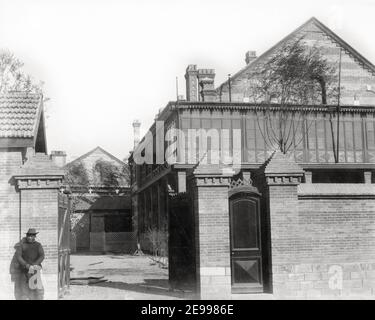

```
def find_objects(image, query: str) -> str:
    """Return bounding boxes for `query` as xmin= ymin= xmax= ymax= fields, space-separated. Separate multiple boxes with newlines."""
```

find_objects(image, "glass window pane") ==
xmin=354 ymin=120 xmax=362 ymax=150
xmin=232 ymin=200 xmax=258 ymax=249
xmin=367 ymin=121 xmax=375 ymax=150
xmin=345 ymin=121 xmax=353 ymax=150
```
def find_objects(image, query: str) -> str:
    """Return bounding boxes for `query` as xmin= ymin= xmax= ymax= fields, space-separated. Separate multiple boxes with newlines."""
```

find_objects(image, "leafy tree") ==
xmin=64 ymin=161 xmax=90 ymax=187
xmin=93 ymin=159 xmax=122 ymax=187
xmin=247 ymin=37 xmax=338 ymax=154
xmin=249 ymin=37 xmax=337 ymax=105
xmin=64 ymin=159 xmax=130 ymax=242
xmin=0 ymin=49 xmax=44 ymax=94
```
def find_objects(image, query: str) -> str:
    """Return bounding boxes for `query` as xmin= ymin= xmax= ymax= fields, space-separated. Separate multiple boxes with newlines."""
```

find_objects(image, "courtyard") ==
xmin=61 ymin=253 xmax=195 ymax=300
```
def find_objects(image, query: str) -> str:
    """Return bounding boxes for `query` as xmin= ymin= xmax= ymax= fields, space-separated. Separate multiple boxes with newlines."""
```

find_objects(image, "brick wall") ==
xmin=71 ymin=212 xmax=90 ymax=250
xmin=78 ymin=148 xmax=126 ymax=184
xmin=265 ymin=152 xmax=375 ymax=298
xmin=105 ymin=232 xmax=137 ymax=253
xmin=192 ymin=172 xmax=232 ymax=300
xmin=20 ymin=189 xmax=59 ymax=274
xmin=273 ymin=193 xmax=375 ymax=298
xmin=0 ymin=150 xmax=23 ymax=299
xmin=19 ymin=188 xmax=59 ymax=299
xmin=90 ymin=214 xmax=105 ymax=252
xmin=218 ymin=21 xmax=375 ymax=105
xmin=0 ymin=149 xmax=63 ymax=299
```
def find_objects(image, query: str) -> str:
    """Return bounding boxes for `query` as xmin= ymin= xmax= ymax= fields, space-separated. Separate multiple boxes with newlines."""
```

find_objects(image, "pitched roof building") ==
xmin=0 ymin=92 xmax=47 ymax=150
xmin=184 ymin=17 xmax=375 ymax=105
xmin=64 ymin=146 xmax=134 ymax=253
xmin=130 ymin=17 xmax=375 ymax=299
xmin=0 ymin=92 xmax=65 ymax=299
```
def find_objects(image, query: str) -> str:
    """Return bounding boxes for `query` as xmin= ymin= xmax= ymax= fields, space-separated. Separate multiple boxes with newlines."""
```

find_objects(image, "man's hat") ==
xmin=26 ymin=228 xmax=38 ymax=235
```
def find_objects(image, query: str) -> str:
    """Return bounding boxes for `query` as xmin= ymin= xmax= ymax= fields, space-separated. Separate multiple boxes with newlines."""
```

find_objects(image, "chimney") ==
xmin=245 ymin=51 xmax=257 ymax=65
xmin=185 ymin=65 xmax=198 ymax=101
xmin=197 ymin=68 xmax=216 ymax=102
xmin=50 ymin=150 xmax=67 ymax=167
xmin=132 ymin=120 xmax=141 ymax=149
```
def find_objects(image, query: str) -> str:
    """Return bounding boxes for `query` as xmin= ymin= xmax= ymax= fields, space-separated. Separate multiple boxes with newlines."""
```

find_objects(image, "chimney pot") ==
xmin=198 ymin=68 xmax=216 ymax=102
xmin=132 ymin=120 xmax=141 ymax=150
xmin=50 ymin=150 xmax=67 ymax=167
xmin=185 ymin=64 xmax=198 ymax=101
xmin=245 ymin=51 xmax=257 ymax=64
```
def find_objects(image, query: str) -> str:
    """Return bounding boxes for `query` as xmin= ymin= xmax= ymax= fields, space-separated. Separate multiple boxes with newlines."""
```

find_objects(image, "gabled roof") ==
xmin=0 ymin=92 xmax=43 ymax=139
xmin=66 ymin=146 xmax=125 ymax=167
xmin=218 ymin=17 xmax=375 ymax=89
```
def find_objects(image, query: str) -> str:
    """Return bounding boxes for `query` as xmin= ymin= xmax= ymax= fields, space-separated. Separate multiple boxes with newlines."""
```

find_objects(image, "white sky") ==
xmin=0 ymin=0 xmax=374 ymax=162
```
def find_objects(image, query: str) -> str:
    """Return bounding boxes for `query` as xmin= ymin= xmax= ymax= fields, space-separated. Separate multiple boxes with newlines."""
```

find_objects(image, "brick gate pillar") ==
xmin=264 ymin=151 xmax=304 ymax=297
xmin=14 ymin=169 xmax=64 ymax=300
xmin=190 ymin=166 xmax=235 ymax=299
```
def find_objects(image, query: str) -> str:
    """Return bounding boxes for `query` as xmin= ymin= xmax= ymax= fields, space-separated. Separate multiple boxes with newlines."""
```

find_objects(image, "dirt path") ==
xmin=61 ymin=253 xmax=195 ymax=300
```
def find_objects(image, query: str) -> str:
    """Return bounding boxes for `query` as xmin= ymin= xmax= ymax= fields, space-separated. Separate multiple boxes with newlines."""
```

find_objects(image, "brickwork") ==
xmin=0 ymin=149 xmax=63 ymax=299
xmin=218 ymin=19 xmax=375 ymax=105
xmin=72 ymin=147 xmax=127 ymax=185
xmin=191 ymin=169 xmax=233 ymax=299
xmin=0 ymin=150 xmax=23 ymax=299
xmin=71 ymin=212 xmax=90 ymax=250
xmin=265 ymin=152 xmax=375 ymax=298
xmin=105 ymin=232 xmax=137 ymax=253
xmin=19 ymin=188 xmax=59 ymax=274
xmin=90 ymin=214 xmax=105 ymax=252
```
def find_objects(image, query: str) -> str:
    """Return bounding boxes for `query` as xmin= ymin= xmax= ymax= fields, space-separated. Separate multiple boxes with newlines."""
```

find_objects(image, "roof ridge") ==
xmin=65 ymin=146 xmax=125 ymax=167
xmin=217 ymin=16 xmax=375 ymax=89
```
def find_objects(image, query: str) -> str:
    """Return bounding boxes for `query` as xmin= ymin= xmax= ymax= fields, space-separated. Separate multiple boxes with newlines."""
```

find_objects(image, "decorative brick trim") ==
xmin=229 ymin=177 xmax=261 ymax=196
xmin=193 ymin=175 xmax=232 ymax=187
xmin=14 ymin=175 xmax=63 ymax=190
xmin=266 ymin=173 xmax=303 ymax=186
xmin=190 ymin=165 xmax=235 ymax=187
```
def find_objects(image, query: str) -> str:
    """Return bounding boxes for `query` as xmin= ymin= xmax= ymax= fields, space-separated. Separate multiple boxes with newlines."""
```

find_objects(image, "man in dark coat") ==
xmin=15 ymin=228 xmax=45 ymax=300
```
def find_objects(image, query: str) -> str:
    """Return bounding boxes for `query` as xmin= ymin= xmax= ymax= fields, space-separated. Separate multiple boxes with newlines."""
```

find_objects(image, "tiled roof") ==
xmin=0 ymin=92 xmax=42 ymax=138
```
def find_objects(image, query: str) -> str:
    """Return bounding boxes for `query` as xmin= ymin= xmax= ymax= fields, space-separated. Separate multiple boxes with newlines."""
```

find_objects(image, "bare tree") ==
xmin=247 ymin=37 xmax=338 ymax=154
xmin=0 ymin=49 xmax=53 ymax=123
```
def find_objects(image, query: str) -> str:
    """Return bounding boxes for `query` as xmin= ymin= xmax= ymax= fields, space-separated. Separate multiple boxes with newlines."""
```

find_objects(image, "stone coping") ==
xmin=298 ymin=183 xmax=375 ymax=198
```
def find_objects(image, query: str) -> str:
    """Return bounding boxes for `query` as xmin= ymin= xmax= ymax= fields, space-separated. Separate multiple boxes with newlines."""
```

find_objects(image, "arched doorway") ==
xmin=229 ymin=187 xmax=266 ymax=293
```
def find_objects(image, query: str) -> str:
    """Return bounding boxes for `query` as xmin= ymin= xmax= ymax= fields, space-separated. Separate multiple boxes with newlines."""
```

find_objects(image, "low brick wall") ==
xmin=105 ymin=232 xmax=136 ymax=253
xmin=272 ymin=262 xmax=375 ymax=298
xmin=268 ymin=179 xmax=375 ymax=298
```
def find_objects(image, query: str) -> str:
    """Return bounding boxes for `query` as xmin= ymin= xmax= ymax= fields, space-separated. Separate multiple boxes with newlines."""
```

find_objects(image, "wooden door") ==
xmin=229 ymin=193 xmax=263 ymax=293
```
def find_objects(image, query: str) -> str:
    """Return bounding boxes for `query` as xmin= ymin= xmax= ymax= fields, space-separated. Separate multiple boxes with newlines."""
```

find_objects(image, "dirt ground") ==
xmin=61 ymin=253 xmax=195 ymax=300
